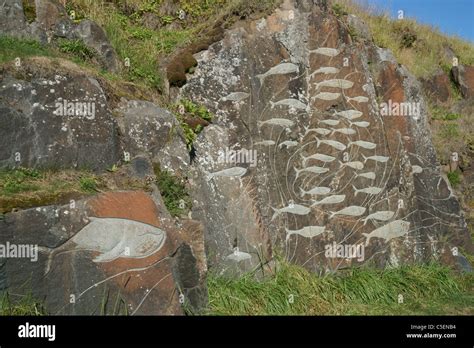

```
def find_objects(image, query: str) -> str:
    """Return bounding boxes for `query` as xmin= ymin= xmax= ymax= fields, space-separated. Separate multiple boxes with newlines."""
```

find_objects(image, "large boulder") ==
xmin=421 ymin=70 xmax=452 ymax=103
xmin=0 ymin=58 xmax=121 ymax=171
xmin=179 ymin=0 xmax=472 ymax=275
xmin=115 ymin=100 xmax=190 ymax=174
xmin=0 ymin=0 xmax=28 ymax=34
xmin=73 ymin=20 xmax=120 ymax=73
xmin=0 ymin=191 xmax=207 ymax=315
xmin=451 ymin=64 xmax=474 ymax=99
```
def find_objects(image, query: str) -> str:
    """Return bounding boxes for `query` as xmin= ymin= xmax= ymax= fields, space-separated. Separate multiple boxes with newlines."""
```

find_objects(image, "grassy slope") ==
xmin=208 ymin=261 xmax=474 ymax=315
xmin=333 ymin=0 xmax=474 ymax=78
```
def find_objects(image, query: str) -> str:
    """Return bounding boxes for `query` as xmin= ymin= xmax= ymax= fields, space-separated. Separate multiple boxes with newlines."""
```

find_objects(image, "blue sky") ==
xmin=356 ymin=0 xmax=474 ymax=42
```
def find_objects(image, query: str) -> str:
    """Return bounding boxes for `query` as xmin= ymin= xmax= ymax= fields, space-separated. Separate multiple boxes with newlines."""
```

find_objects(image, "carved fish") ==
xmin=270 ymin=98 xmax=308 ymax=111
xmin=346 ymin=96 xmax=369 ymax=103
xmin=301 ymin=153 xmax=336 ymax=165
xmin=362 ymin=154 xmax=389 ymax=163
xmin=313 ymin=92 xmax=341 ymax=100
xmin=271 ymin=203 xmax=311 ymax=221
xmin=286 ymin=226 xmax=327 ymax=240
xmin=318 ymin=119 xmax=340 ymax=126
xmin=348 ymin=140 xmax=377 ymax=149
xmin=300 ymin=186 xmax=332 ymax=196
xmin=309 ymin=67 xmax=340 ymax=78
xmin=207 ymin=167 xmax=247 ymax=180
xmin=309 ymin=47 xmax=340 ymax=57
xmin=355 ymin=172 xmax=376 ymax=180
xmin=311 ymin=195 xmax=346 ymax=206
xmin=258 ymin=118 xmax=294 ymax=128
xmin=314 ymin=79 xmax=354 ymax=89
xmin=257 ymin=62 xmax=299 ymax=84
xmin=349 ymin=121 xmax=370 ymax=128
xmin=295 ymin=165 xmax=329 ymax=178
xmin=329 ymin=206 xmax=366 ymax=218
xmin=362 ymin=211 xmax=395 ymax=225
xmin=362 ymin=220 xmax=411 ymax=246
xmin=226 ymin=249 xmax=252 ymax=262
xmin=339 ymin=160 xmax=364 ymax=170
xmin=331 ymin=127 xmax=356 ymax=135
xmin=335 ymin=110 xmax=363 ymax=120
xmin=315 ymin=137 xmax=347 ymax=151
xmin=44 ymin=217 xmax=167 ymax=274
xmin=278 ymin=140 xmax=299 ymax=149
xmin=255 ymin=140 xmax=276 ymax=146
xmin=353 ymin=185 xmax=383 ymax=196
xmin=412 ymin=165 xmax=423 ymax=174
xmin=221 ymin=92 xmax=250 ymax=102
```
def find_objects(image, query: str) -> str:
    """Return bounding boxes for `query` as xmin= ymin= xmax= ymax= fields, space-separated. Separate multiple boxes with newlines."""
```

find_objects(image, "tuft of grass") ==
xmin=447 ymin=170 xmax=461 ymax=188
xmin=332 ymin=3 xmax=348 ymax=18
xmin=22 ymin=0 xmax=36 ymax=23
xmin=208 ymin=261 xmax=474 ymax=315
xmin=153 ymin=164 xmax=191 ymax=217
xmin=439 ymin=123 xmax=460 ymax=138
xmin=79 ymin=175 xmax=99 ymax=193
xmin=0 ymin=292 xmax=46 ymax=316
xmin=57 ymin=38 xmax=96 ymax=62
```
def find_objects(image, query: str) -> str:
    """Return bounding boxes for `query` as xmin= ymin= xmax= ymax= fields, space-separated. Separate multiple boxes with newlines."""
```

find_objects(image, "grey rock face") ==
xmin=0 ymin=0 xmax=27 ymax=34
xmin=0 ymin=67 xmax=120 ymax=171
xmin=116 ymin=100 xmax=190 ymax=173
xmin=73 ymin=20 xmax=120 ymax=72
xmin=179 ymin=0 xmax=472 ymax=275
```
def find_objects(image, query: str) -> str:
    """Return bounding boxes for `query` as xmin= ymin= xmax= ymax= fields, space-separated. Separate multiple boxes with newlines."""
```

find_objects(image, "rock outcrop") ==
xmin=451 ymin=64 xmax=474 ymax=99
xmin=0 ymin=58 xmax=120 ymax=171
xmin=0 ymin=0 xmax=120 ymax=72
xmin=179 ymin=0 xmax=472 ymax=275
xmin=0 ymin=191 xmax=207 ymax=314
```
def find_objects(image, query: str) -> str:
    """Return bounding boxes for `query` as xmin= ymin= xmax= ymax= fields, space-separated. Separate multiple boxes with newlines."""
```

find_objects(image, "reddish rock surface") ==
xmin=1 ymin=191 xmax=207 ymax=315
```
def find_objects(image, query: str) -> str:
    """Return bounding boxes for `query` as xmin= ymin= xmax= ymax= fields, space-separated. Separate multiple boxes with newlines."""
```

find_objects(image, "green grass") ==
xmin=208 ymin=261 xmax=474 ymax=315
xmin=79 ymin=176 xmax=99 ymax=193
xmin=0 ymin=35 xmax=52 ymax=64
xmin=172 ymin=99 xmax=213 ymax=150
xmin=0 ymin=292 xmax=46 ymax=316
xmin=0 ymin=167 xmax=151 ymax=213
xmin=154 ymin=164 xmax=191 ymax=217
xmin=57 ymin=38 xmax=96 ymax=62
xmin=447 ymin=170 xmax=461 ymax=188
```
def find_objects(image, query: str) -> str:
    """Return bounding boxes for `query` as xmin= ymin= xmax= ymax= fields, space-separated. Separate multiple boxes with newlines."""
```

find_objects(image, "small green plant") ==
xmin=447 ymin=170 xmax=461 ymax=187
xmin=332 ymin=3 xmax=348 ymax=18
xmin=22 ymin=0 xmax=36 ymax=23
xmin=0 ymin=292 xmax=46 ymax=315
xmin=154 ymin=164 xmax=191 ymax=217
xmin=57 ymin=39 xmax=95 ymax=61
xmin=79 ymin=176 xmax=98 ymax=193
xmin=161 ymin=15 xmax=175 ymax=25
xmin=107 ymin=164 xmax=118 ymax=173
xmin=444 ymin=113 xmax=461 ymax=121
xmin=173 ymin=99 xmax=213 ymax=150
xmin=347 ymin=24 xmax=358 ymax=41
xmin=1 ymin=168 xmax=41 ymax=195
xmin=128 ymin=27 xmax=154 ymax=40
xmin=440 ymin=123 xmax=459 ymax=138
